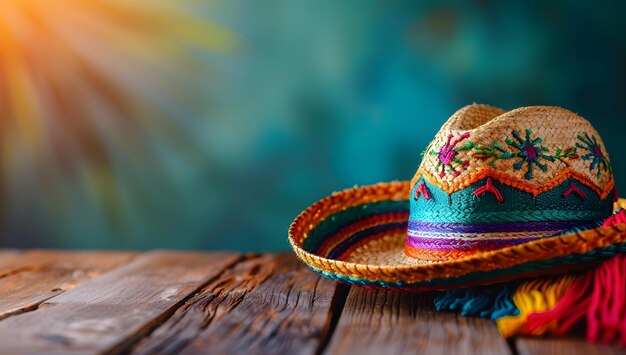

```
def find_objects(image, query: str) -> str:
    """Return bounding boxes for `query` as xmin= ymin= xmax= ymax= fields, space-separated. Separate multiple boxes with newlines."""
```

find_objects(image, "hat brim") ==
xmin=289 ymin=182 xmax=626 ymax=291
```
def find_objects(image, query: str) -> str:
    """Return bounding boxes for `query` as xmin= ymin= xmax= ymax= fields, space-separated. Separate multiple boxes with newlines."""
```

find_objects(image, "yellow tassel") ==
xmin=497 ymin=275 xmax=575 ymax=337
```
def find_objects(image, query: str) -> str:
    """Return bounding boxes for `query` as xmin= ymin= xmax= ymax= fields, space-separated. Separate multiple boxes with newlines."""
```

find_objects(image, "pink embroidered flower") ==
xmin=430 ymin=132 xmax=471 ymax=178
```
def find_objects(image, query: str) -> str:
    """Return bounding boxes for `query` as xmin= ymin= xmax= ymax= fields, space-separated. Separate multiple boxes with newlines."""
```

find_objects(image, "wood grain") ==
xmin=0 ymin=250 xmax=619 ymax=355
xmin=325 ymin=287 xmax=512 ymax=355
xmin=0 ymin=250 xmax=120 ymax=276
xmin=0 ymin=249 xmax=22 ymax=259
xmin=129 ymin=254 xmax=276 ymax=354
xmin=131 ymin=253 xmax=342 ymax=355
xmin=0 ymin=251 xmax=240 ymax=354
xmin=516 ymin=337 xmax=626 ymax=355
xmin=0 ymin=249 xmax=29 ymax=275
xmin=0 ymin=251 xmax=135 ymax=320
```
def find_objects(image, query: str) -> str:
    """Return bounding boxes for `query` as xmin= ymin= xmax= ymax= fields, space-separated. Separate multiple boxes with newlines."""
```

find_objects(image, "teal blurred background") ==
xmin=2 ymin=0 xmax=626 ymax=251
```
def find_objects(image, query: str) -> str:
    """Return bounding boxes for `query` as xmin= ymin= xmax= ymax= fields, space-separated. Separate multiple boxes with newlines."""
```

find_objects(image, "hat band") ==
xmin=405 ymin=218 xmax=604 ymax=261
xmin=407 ymin=175 xmax=614 ymax=262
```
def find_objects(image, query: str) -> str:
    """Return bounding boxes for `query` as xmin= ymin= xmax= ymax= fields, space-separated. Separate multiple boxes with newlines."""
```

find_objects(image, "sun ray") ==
xmin=0 ymin=0 xmax=237 ymax=243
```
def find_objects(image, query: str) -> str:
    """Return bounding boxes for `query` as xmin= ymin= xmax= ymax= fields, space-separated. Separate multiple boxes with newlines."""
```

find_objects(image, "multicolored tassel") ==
xmin=523 ymin=254 xmax=626 ymax=345
xmin=434 ymin=283 xmax=519 ymax=320
xmin=496 ymin=275 xmax=575 ymax=337
xmin=436 ymin=209 xmax=626 ymax=346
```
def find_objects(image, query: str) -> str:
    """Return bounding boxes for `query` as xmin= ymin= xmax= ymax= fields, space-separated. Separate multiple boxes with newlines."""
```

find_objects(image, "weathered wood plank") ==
xmin=0 ymin=249 xmax=22 ymax=258
xmin=0 ymin=251 xmax=240 ymax=354
xmin=129 ymin=253 xmax=342 ymax=355
xmin=0 ymin=249 xmax=29 ymax=274
xmin=0 ymin=251 xmax=135 ymax=320
xmin=516 ymin=337 xmax=626 ymax=355
xmin=0 ymin=250 xmax=120 ymax=276
xmin=129 ymin=254 xmax=276 ymax=355
xmin=325 ymin=287 xmax=512 ymax=355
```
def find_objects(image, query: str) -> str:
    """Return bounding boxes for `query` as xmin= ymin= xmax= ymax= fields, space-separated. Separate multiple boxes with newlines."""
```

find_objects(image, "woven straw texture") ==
xmin=411 ymin=105 xmax=614 ymax=198
xmin=289 ymin=105 xmax=625 ymax=289
xmin=288 ymin=182 xmax=626 ymax=286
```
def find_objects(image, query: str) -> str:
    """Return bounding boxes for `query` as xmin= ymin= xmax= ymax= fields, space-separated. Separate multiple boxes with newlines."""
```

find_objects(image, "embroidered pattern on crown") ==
xmin=429 ymin=132 xmax=472 ymax=178
xmin=477 ymin=129 xmax=555 ymax=180
xmin=577 ymin=132 xmax=612 ymax=179
xmin=420 ymin=128 xmax=613 ymax=199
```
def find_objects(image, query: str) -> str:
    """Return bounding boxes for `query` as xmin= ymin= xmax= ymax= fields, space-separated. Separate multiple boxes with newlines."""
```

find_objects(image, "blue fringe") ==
xmin=434 ymin=283 xmax=520 ymax=320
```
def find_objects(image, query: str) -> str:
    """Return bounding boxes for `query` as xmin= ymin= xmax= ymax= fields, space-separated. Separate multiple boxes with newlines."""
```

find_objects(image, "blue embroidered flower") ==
xmin=576 ymin=132 xmax=612 ymax=179
xmin=505 ymin=129 xmax=555 ymax=180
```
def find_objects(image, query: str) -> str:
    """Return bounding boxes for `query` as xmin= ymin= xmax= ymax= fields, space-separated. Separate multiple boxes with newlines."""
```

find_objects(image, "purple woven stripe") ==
xmin=408 ymin=220 xmax=588 ymax=234
xmin=406 ymin=235 xmax=540 ymax=251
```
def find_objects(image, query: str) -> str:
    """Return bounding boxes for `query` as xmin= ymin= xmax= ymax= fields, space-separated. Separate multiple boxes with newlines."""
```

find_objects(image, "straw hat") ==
xmin=289 ymin=104 xmax=626 ymax=291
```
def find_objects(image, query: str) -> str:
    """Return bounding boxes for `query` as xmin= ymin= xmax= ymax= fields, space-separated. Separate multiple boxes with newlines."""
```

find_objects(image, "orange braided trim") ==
xmin=404 ymin=245 xmax=480 ymax=261
xmin=316 ymin=212 xmax=409 ymax=257
xmin=412 ymin=166 xmax=614 ymax=199
xmin=291 ymin=224 xmax=626 ymax=283
xmin=289 ymin=181 xmax=410 ymax=245
xmin=289 ymin=182 xmax=626 ymax=283
xmin=406 ymin=262 xmax=594 ymax=291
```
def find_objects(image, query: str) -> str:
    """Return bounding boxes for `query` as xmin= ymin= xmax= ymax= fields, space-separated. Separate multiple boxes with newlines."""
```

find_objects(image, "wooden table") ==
xmin=0 ymin=250 xmax=623 ymax=355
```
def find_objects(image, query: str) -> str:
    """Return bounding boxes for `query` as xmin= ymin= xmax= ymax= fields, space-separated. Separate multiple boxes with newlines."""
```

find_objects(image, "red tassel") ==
xmin=587 ymin=254 xmax=626 ymax=345
xmin=603 ymin=209 xmax=626 ymax=227
xmin=523 ymin=254 xmax=626 ymax=346
xmin=519 ymin=212 xmax=626 ymax=345
xmin=523 ymin=273 xmax=592 ymax=336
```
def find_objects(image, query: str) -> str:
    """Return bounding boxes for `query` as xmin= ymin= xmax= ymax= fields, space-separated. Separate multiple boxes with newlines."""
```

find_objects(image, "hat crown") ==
xmin=407 ymin=105 xmax=615 ymax=262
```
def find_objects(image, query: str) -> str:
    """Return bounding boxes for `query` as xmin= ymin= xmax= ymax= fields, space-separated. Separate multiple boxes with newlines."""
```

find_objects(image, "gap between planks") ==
xmin=323 ymin=286 xmax=513 ymax=355
xmin=0 ymin=250 xmax=137 ymax=321
xmin=126 ymin=253 xmax=347 ymax=355
xmin=0 ymin=251 xmax=243 ymax=354
xmin=0 ymin=251 xmax=619 ymax=355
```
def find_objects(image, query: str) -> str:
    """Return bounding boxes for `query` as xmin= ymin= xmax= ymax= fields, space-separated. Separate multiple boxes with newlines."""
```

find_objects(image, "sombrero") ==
xmin=289 ymin=104 xmax=626 ymax=291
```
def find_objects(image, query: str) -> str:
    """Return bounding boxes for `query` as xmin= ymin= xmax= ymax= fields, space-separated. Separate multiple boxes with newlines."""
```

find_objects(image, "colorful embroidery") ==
xmin=409 ymin=176 xmax=614 ymax=261
xmin=417 ymin=166 xmax=614 ymax=200
xmin=447 ymin=129 xmax=565 ymax=181
xmin=430 ymin=132 xmax=471 ymax=178
xmin=414 ymin=181 xmax=431 ymax=201
xmin=291 ymin=105 xmax=623 ymax=302
xmin=576 ymin=133 xmax=612 ymax=179
xmin=425 ymin=128 xmax=612 ymax=187
xmin=554 ymin=147 xmax=579 ymax=166
xmin=562 ymin=180 xmax=587 ymax=200
xmin=474 ymin=178 xmax=504 ymax=203
xmin=473 ymin=141 xmax=514 ymax=166
xmin=504 ymin=129 xmax=555 ymax=180
xmin=471 ymin=129 xmax=555 ymax=179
